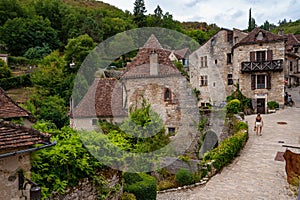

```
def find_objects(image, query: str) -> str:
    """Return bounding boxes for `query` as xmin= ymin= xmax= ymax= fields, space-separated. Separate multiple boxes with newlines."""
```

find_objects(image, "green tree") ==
xmin=64 ymin=34 xmax=96 ymax=72
xmin=36 ymin=95 xmax=69 ymax=128
xmin=133 ymin=0 xmax=147 ymax=27
xmin=0 ymin=60 xmax=11 ymax=78
xmin=31 ymin=51 xmax=67 ymax=97
xmin=31 ymin=124 xmax=106 ymax=198
xmin=118 ymin=98 xmax=170 ymax=153
xmin=0 ymin=16 xmax=60 ymax=56
xmin=248 ymin=8 xmax=256 ymax=32
xmin=0 ymin=0 xmax=26 ymax=26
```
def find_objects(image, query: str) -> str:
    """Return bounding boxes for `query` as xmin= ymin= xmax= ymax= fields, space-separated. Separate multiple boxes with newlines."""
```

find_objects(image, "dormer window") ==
xmin=164 ymin=88 xmax=172 ymax=101
xmin=256 ymin=31 xmax=264 ymax=40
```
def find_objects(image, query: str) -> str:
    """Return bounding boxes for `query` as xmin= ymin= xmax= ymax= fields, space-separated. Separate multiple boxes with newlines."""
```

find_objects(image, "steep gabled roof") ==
xmin=0 ymin=87 xmax=33 ymax=120
xmin=123 ymin=34 xmax=180 ymax=77
xmin=0 ymin=121 xmax=50 ymax=150
xmin=72 ymin=78 xmax=127 ymax=118
xmin=235 ymin=28 xmax=285 ymax=47
xmin=143 ymin=34 xmax=163 ymax=49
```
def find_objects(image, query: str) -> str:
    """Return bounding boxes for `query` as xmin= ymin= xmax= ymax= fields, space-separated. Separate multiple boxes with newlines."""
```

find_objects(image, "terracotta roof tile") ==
xmin=0 ymin=87 xmax=33 ymax=120
xmin=72 ymin=78 xmax=127 ymax=118
xmin=235 ymin=28 xmax=285 ymax=47
xmin=123 ymin=48 xmax=180 ymax=77
xmin=0 ymin=121 xmax=50 ymax=150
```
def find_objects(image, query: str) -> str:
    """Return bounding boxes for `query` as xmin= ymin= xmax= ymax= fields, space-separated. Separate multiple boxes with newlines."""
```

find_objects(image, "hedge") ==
xmin=175 ymin=168 xmax=193 ymax=186
xmin=0 ymin=74 xmax=32 ymax=90
xmin=123 ymin=173 xmax=157 ymax=200
xmin=203 ymin=129 xmax=248 ymax=172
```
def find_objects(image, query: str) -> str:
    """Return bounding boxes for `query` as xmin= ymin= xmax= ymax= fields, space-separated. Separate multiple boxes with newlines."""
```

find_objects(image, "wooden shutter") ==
xmin=250 ymin=51 xmax=255 ymax=62
xmin=266 ymin=74 xmax=271 ymax=89
xmin=267 ymin=50 xmax=273 ymax=61
xmin=251 ymin=74 xmax=256 ymax=90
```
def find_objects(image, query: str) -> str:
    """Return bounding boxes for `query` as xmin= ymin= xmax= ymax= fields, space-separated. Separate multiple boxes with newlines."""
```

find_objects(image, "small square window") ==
xmin=168 ymin=127 xmax=176 ymax=135
xmin=92 ymin=119 xmax=98 ymax=125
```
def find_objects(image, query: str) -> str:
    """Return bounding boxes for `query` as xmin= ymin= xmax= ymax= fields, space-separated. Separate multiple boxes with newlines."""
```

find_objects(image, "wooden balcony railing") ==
xmin=241 ymin=59 xmax=283 ymax=73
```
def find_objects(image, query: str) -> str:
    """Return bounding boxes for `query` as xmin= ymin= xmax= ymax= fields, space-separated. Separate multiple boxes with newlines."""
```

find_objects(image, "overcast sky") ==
xmin=101 ymin=0 xmax=299 ymax=30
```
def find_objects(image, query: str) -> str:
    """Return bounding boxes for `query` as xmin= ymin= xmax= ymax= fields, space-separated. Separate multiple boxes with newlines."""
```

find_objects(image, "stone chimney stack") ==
xmin=150 ymin=50 xmax=159 ymax=76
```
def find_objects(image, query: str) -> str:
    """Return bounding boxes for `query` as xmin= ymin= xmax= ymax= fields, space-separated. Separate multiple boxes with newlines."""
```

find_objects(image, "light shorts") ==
xmin=256 ymin=122 xmax=262 ymax=128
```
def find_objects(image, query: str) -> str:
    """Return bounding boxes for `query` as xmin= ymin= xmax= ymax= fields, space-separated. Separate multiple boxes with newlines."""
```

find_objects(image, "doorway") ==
xmin=257 ymin=98 xmax=266 ymax=114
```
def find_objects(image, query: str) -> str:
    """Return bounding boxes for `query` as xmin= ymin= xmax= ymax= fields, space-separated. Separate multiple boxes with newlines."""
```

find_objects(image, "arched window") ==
xmin=164 ymin=88 xmax=171 ymax=101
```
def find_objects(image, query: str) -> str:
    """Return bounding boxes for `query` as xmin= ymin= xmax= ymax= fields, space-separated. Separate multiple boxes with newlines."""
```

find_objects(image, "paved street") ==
xmin=157 ymin=87 xmax=300 ymax=200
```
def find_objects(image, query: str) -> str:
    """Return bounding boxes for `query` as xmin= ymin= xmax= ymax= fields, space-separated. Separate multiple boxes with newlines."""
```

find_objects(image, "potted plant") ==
xmin=267 ymin=101 xmax=279 ymax=113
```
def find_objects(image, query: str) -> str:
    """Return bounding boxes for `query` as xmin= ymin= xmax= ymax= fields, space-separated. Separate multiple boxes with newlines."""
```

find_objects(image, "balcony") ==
xmin=241 ymin=59 xmax=283 ymax=73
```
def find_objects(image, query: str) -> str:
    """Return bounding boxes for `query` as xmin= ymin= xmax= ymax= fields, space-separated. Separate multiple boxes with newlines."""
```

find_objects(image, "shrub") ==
xmin=267 ymin=101 xmax=279 ymax=109
xmin=226 ymin=99 xmax=241 ymax=115
xmin=123 ymin=173 xmax=143 ymax=185
xmin=203 ymin=130 xmax=248 ymax=172
xmin=235 ymin=121 xmax=248 ymax=133
xmin=0 ymin=74 xmax=32 ymax=90
xmin=123 ymin=173 xmax=157 ymax=200
xmin=175 ymin=168 xmax=193 ymax=187
xmin=121 ymin=192 xmax=136 ymax=200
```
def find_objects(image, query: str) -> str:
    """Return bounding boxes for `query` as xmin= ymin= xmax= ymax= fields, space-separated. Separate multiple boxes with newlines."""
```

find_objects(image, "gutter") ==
xmin=0 ymin=140 xmax=57 ymax=159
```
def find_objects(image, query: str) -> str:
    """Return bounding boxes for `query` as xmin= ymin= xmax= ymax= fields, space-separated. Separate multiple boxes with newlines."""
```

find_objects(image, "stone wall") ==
xmin=122 ymin=73 xmax=200 ymax=157
xmin=190 ymin=29 xmax=246 ymax=106
xmin=48 ymin=170 xmax=122 ymax=200
xmin=233 ymin=41 xmax=286 ymax=107
xmin=0 ymin=152 xmax=31 ymax=200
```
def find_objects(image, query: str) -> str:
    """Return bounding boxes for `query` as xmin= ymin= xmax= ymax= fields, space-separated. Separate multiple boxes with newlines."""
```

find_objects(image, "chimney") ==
xmin=150 ymin=50 xmax=159 ymax=76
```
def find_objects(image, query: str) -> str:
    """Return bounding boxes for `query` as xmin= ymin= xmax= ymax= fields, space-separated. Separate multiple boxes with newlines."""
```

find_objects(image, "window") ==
xmin=250 ymin=50 xmax=273 ymax=62
xmin=234 ymin=36 xmax=239 ymax=43
xmin=227 ymin=53 xmax=232 ymax=64
xmin=168 ymin=127 xmax=176 ymax=135
xmin=295 ymin=47 xmax=299 ymax=53
xmin=200 ymin=75 xmax=208 ymax=86
xmin=227 ymin=74 xmax=233 ymax=85
xmin=290 ymin=61 xmax=293 ymax=71
xmin=215 ymin=60 xmax=217 ymax=64
xmin=256 ymin=51 xmax=266 ymax=62
xmin=92 ymin=119 xmax=98 ymax=125
xmin=251 ymin=74 xmax=271 ymax=90
xmin=227 ymin=31 xmax=233 ymax=42
xmin=164 ymin=88 xmax=172 ymax=101
xmin=200 ymin=56 xmax=207 ymax=68
xmin=256 ymin=75 xmax=266 ymax=89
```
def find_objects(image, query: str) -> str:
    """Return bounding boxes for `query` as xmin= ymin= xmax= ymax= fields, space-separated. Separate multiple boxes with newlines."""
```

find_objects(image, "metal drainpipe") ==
xmin=0 ymin=141 xmax=57 ymax=159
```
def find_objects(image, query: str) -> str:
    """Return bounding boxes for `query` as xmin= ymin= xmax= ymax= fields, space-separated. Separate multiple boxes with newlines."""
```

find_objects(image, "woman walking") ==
xmin=254 ymin=113 xmax=263 ymax=136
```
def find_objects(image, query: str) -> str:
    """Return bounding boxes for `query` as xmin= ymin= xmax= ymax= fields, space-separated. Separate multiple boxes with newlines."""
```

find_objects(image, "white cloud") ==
xmin=101 ymin=0 xmax=299 ymax=29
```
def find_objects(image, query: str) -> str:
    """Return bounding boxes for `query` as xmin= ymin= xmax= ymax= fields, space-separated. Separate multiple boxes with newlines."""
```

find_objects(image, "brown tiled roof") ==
xmin=0 ymin=87 xmax=32 ymax=120
xmin=285 ymin=34 xmax=300 ymax=46
xmin=123 ymin=48 xmax=180 ymax=77
xmin=0 ymin=121 xmax=50 ymax=150
xmin=174 ymin=48 xmax=190 ymax=59
xmin=72 ymin=78 xmax=127 ymax=118
xmin=235 ymin=28 xmax=285 ymax=47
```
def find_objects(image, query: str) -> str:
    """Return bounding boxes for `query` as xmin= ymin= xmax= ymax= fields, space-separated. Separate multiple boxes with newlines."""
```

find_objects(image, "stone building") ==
xmin=233 ymin=28 xmax=286 ymax=113
xmin=189 ymin=28 xmax=248 ymax=107
xmin=71 ymin=34 xmax=200 ymax=155
xmin=0 ymin=54 xmax=8 ymax=64
xmin=284 ymin=34 xmax=300 ymax=86
xmin=190 ymin=28 xmax=300 ymax=114
xmin=0 ymin=88 xmax=54 ymax=200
